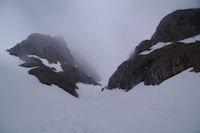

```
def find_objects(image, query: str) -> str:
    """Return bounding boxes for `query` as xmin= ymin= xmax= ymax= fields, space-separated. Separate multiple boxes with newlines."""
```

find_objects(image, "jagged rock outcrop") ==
xmin=131 ymin=8 xmax=200 ymax=58
xmin=108 ymin=41 xmax=200 ymax=91
xmin=107 ymin=8 xmax=200 ymax=91
xmin=8 ymin=34 xmax=74 ymax=64
xmin=7 ymin=33 xmax=100 ymax=97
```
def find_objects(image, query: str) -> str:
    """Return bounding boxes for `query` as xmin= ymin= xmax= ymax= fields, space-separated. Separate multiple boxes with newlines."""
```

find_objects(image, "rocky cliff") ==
xmin=7 ymin=33 xmax=100 ymax=97
xmin=107 ymin=8 xmax=200 ymax=91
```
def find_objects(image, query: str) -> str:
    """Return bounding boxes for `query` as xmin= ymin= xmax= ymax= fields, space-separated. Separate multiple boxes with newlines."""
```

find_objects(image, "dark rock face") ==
xmin=130 ymin=8 xmax=200 ymax=58
xmin=7 ymin=33 xmax=100 ymax=97
xmin=108 ymin=41 xmax=200 ymax=91
xmin=152 ymin=8 xmax=200 ymax=42
xmin=130 ymin=40 xmax=156 ymax=58
xmin=8 ymin=33 xmax=74 ymax=64
xmin=107 ymin=8 xmax=200 ymax=91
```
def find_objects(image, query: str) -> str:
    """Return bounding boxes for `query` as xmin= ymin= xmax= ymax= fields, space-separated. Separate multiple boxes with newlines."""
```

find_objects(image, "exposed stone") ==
xmin=152 ymin=8 xmax=200 ymax=42
xmin=107 ymin=8 xmax=200 ymax=91
xmin=7 ymin=33 xmax=100 ymax=97
xmin=108 ymin=41 xmax=200 ymax=91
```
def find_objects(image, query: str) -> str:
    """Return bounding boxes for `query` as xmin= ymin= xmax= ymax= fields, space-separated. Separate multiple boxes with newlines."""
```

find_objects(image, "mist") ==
xmin=0 ymin=0 xmax=199 ymax=82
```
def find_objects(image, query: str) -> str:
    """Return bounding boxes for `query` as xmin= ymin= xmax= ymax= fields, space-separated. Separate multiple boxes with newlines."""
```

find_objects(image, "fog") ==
xmin=0 ymin=0 xmax=199 ymax=81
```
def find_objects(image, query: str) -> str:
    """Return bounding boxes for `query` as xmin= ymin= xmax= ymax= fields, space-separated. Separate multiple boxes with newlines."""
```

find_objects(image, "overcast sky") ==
xmin=0 ymin=0 xmax=199 ymax=81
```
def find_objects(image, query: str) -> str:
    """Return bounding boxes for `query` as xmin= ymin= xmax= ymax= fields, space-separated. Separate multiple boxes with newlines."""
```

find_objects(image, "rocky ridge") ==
xmin=7 ymin=33 xmax=100 ymax=97
xmin=107 ymin=8 xmax=200 ymax=91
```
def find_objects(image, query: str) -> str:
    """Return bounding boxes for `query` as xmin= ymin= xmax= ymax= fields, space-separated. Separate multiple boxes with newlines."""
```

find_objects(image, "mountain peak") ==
xmin=107 ymin=8 xmax=200 ymax=91
xmin=7 ymin=33 xmax=101 ymax=97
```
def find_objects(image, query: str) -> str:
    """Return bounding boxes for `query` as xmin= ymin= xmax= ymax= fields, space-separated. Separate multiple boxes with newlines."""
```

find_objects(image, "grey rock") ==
xmin=107 ymin=8 xmax=200 ymax=91
xmin=7 ymin=33 xmax=101 ymax=97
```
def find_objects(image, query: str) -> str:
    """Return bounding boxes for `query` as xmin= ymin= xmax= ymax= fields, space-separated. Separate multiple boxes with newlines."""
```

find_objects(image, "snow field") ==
xmin=0 ymin=50 xmax=200 ymax=133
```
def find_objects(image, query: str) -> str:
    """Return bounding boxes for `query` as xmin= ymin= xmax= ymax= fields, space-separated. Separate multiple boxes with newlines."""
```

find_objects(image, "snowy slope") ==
xmin=0 ymin=49 xmax=200 ymax=133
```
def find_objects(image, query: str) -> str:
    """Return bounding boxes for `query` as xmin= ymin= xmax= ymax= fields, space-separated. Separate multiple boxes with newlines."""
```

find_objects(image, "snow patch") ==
xmin=140 ymin=42 xmax=172 ymax=55
xmin=74 ymin=65 xmax=79 ymax=68
xmin=28 ymin=55 xmax=63 ymax=72
xmin=180 ymin=34 xmax=200 ymax=43
xmin=140 ymin=34 xmax=200 ymax=55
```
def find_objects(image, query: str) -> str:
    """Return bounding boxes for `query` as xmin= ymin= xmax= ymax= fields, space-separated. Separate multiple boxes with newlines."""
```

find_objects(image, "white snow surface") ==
xmin=1 ymin=50 xmax=200 ymax=133
xmin=140 ymin=42 xmax=172 ymax=55
xmin=140 ymin=34 xmax=200 ymax=55
xmin=28 ymin=55 xmax=63 ymax=72
xmin=180 ymin=34 xmax=200 ymax=43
